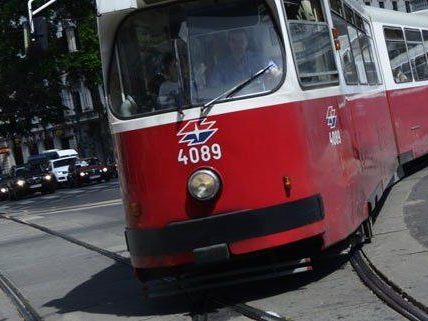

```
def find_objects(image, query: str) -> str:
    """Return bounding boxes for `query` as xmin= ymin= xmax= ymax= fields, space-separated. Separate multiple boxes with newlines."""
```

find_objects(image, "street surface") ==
xmin=0 ymin=176 xmax=425 ymax=320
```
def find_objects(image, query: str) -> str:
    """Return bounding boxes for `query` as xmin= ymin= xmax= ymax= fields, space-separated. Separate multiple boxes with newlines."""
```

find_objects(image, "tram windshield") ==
xmin=108 ymin=0 xmax=284 ymax=118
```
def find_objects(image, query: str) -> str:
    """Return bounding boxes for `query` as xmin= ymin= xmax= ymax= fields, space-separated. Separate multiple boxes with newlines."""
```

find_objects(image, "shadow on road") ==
xmin=43 ymin=253 xmax=348 ymax=318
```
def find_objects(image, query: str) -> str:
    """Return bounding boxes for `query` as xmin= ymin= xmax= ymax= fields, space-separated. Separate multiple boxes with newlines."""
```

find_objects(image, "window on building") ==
xmin=405 ymin=1 xmax=411 ymax=12
xmin=365 ymin=2 xmax=371 ymax=5
xmin=71 ymin=91 xmax=82 ymax=114
xmin=384 ymin=27 xmax=412 ymax=83
xmin=405 ymin=29 xmax=428 ymax=81
xmin=285 ymin=0 xmax=338 ymax=86
xmin=379 ymin=1 xmax=385 ymax=8
xmin=392 ymin=1 xmax=398 ymax=10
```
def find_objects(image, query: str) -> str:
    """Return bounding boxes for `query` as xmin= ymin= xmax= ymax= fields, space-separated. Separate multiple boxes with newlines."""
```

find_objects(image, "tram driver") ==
xmin=208 ymin=28 xmax=281 ymax=92
xmin=157 ymin=53 xmax=180 ymax=109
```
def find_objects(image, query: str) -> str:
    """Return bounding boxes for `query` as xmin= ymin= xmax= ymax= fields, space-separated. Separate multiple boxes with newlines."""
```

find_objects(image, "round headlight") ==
xmin=102 ymin=167 xmax=108 ymax=173
xmin=44 ymin=175 xmax=52 ymax=181
xmin=16 ymin=180 xmax=25 ymax=187
xmin=188 ymin=169 xmax=221 ymax=201
xmin=0 ymin=187 xmax=7 ymax=193
xmin=80 ymin=172 xmax=86 ymax=177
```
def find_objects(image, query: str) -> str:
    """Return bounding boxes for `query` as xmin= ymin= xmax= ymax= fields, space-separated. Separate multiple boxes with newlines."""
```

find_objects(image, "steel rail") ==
xmin=0 ymin=271 xmax=42 ymax=321
xmin=0 ymin=213 xmax=290 ymax=321
xmin=350 ymin=249 xmax=428 ymax=321
xmin=0 ymin=213 xmax=129 ymax=265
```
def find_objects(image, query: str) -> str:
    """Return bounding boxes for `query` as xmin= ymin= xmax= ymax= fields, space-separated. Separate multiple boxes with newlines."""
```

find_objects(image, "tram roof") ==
xmin=363 ymin=6 xmax=428 ymax=29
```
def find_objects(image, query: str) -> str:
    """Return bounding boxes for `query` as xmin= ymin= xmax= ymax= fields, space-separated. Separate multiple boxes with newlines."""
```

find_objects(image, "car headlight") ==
xmin=102 ymin=167 xmax=108 ymax=173
xmin=0 ymin=187 xmax=7 ymax=193
xmin=44 ymin=174 xmax=52 ymax=181
xmin=80 ymin=172 xmax=86 ymax=177
xmin=16 ymin=180 xmax=25 ymax=187
xmin=188 ymin=169 xmax=221 ymax=201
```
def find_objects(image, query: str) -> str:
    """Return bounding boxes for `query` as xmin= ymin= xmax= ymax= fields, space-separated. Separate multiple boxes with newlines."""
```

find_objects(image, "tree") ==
xmin=0 ymin=0 xmax=111 ymax=163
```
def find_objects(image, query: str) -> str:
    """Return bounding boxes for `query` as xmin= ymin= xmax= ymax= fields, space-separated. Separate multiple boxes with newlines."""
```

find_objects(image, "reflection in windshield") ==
xmin=109 ymin=0 xmax=283 ymax=117
xmin=53 ymin=158 xmax=77 ymax=168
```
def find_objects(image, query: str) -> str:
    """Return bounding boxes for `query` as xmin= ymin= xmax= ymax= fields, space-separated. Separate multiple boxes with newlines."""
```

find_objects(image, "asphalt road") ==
xmin=0 ymin=179 xmax=409 ymax=321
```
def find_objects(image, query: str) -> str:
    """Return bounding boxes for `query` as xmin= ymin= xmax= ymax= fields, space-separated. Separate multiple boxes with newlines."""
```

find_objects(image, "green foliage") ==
xmin=0 ymin=0 xmax=102 ymax=138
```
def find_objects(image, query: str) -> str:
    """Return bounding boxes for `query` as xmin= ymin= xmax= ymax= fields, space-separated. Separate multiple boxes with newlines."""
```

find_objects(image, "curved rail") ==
xmin=0 ymin=271 xmax=42 ymax=321
xmin=350 ymin=249 xmax=428 ymax=321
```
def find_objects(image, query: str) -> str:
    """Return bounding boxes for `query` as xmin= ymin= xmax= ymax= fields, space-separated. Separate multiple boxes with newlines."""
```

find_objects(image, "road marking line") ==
xmin=28 ymin=200 xmax=123 ymax=216
xmin=60 ymin=190 xmax=82 ymax=194
xmin=40 ymin=195 xmax=58 ymax=199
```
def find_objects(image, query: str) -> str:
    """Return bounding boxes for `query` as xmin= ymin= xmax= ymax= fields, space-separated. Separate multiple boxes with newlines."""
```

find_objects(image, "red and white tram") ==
xmin=95 ymin=0 xmax=428 ymax=280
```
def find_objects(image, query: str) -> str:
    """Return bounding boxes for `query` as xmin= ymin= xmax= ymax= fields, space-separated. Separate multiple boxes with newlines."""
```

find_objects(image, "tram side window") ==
xmin=405 ymin=29 xmax=428 ymax=81
xmin=423 ymin=30 xmax=428 ymax=57
xmin=359 ymin=32 xmax=379 ymax=84
xmin=285 ymin=0 xmax=338 ymax=86
xmin=364 ymin=21 xmax=382 ymax=85
xmin=384 ymin=27 xmax=413 ymax=83
xmin=332 ymin=14 xmax=358 ymax=84
xmin=347 ymin=25 xmax=368 ymax=84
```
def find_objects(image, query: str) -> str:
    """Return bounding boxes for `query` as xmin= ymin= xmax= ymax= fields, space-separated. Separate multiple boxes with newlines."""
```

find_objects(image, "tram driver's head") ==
xmin=228 ymin=29 xmax=249 ymax=60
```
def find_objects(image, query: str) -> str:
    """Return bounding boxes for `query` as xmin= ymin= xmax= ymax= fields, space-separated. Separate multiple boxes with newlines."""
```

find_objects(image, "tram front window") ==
xmin=108 ymin=0 xmax=284 ymax=118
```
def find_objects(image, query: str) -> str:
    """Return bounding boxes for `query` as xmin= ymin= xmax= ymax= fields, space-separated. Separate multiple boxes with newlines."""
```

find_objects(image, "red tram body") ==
xmin=96 ymin=0 xmax=428 ymax=278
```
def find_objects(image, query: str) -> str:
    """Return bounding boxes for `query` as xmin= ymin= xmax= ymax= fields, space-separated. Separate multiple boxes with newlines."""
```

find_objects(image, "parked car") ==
xmin=0 ymin=173 xmax=11 ymax=201
xmin=42 ymin=149 xmax=78 ymax=160
xmin=67 ymin=157 xmax=111 ymax=187
xmin=47 ymin=156 xmax=78 ymax=185
xmin=8 ymin=164 xmax=56 ymax=200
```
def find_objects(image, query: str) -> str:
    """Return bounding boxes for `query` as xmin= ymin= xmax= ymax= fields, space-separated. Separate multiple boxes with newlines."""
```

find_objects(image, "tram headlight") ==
xmin=188 ymin=169 xmax=221 ymax=201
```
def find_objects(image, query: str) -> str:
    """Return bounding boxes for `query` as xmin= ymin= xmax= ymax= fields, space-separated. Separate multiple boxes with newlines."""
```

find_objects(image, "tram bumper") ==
xmin=125 ymin=194 xmax=325 ymax=268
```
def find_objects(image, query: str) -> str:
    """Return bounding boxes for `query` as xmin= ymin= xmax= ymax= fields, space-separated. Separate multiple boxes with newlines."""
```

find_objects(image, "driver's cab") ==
xmin=107 ymin=0 xmax=285 ymax=119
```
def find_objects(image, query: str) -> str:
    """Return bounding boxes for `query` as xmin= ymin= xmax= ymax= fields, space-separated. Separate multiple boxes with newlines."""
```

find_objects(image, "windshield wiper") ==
xmin=201 ymin=63 xmax=274 ymax=116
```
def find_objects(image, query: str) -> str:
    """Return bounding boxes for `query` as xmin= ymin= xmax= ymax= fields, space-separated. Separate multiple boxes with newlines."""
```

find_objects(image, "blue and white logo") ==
xmin=326 ymin=106 xmax=337 ymax=129
xmin=177 ymin=119 xmax=218 ymax=146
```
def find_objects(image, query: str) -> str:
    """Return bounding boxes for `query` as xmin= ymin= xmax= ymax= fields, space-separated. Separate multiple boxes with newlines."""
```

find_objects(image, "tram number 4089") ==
xmin=178 ymin=144 xmax=222 ymax=165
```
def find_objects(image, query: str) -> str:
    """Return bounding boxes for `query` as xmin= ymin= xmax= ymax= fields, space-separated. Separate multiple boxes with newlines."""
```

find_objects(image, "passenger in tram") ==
xmin=208 ymin=29 xmax=281 ymax=89
xmin=394 ymin=68 xmax=408 ymax=82
xmin=157 ymin=53 xmax=180 ymax=109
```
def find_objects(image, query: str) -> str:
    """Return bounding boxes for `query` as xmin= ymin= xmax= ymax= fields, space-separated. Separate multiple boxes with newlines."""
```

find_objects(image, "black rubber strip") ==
xmin=0 ymin=271 xmax=42 ymax=321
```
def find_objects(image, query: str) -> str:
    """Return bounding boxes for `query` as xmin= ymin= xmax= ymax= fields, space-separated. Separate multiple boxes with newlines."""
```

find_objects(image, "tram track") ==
xmin=0 ymin=270 xmax=42 ymax=321
xmin=3 ymin=210 xmax=428 ymax=321
xmin=0 ymin=212 xmax=289 ymax=321
xmin=350 ymin=247 xmax=428 ymax=321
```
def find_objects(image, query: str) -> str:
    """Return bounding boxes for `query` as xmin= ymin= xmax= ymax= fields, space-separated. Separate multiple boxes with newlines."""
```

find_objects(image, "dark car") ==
xmin=0 ymin=174 xmax=11 ymax=201
xmin=67 ymin=157 xmax=111 ymax=187
xmin=8 ymin=164 xmax=56 ymax=200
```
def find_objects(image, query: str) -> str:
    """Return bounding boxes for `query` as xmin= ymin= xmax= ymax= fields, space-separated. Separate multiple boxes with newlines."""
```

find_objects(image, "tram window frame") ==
xmin=363 ymin=20 xmax=383 ymax=85
xmin=423 ymin=30 xmax=428 ymax=62
xmin=329 ymin=0 xmax=344 ymax=16
xmin=283 ymin=0 xmax=339 ymax=88
xmin=105 ymin=0 xmax=288 ymax=120
xmin=332 ymin=13 xmax=358 ymax=85
xmin=384 ymin=26 xmax=413 ymax=84
xmin=404 ymin=28 xmax=428 ymax=81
